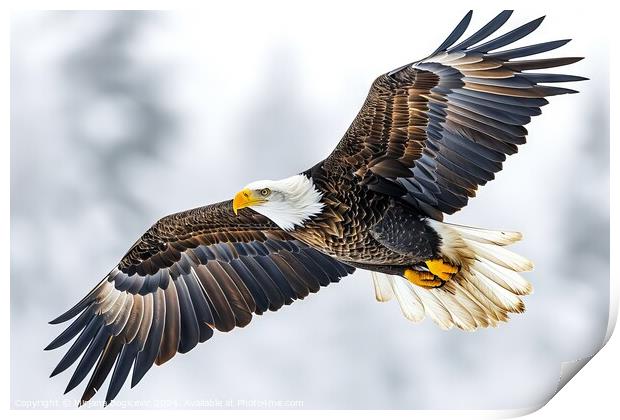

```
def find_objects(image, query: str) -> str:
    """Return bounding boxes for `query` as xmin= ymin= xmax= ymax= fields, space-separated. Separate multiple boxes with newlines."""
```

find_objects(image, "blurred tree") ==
xmin=61 ymin=11 xmax=177 ymax=230
xmin=555 ymin=80 xmax=610 ymax=353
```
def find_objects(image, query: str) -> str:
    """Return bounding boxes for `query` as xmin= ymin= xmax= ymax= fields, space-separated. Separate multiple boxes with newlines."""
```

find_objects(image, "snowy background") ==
xmin=11 ymin=5 xmax=609 ymax=410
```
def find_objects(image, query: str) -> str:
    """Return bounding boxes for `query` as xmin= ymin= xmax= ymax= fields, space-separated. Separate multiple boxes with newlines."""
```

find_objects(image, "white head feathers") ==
xmin=244 ymin=175 xmax=324 ymax=231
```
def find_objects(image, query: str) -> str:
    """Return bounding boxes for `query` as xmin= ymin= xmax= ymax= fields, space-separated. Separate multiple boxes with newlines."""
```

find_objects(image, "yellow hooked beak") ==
xmin=232 ymin=188 xmax=266 ymax=215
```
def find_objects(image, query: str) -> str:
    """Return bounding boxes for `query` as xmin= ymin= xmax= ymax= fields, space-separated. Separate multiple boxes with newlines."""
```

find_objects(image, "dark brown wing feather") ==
xmin=46 ymin=200 xmax=354 ymax=405
xmin=324 ymin=10 xmax=585 ymax=219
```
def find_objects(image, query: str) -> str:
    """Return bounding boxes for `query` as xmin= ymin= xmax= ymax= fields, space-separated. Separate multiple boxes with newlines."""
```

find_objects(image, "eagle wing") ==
xmin=46 ymin=200 xmax=354 ymax=404
xmin=324 ymin=10 xmax=585 ymax=219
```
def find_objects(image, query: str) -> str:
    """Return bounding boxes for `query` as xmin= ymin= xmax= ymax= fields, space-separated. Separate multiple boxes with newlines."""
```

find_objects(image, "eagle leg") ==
xmin=425 ymin=259 xmax=459 ymax=281
xmin=403 ymin=268 xmax=445 ymax=289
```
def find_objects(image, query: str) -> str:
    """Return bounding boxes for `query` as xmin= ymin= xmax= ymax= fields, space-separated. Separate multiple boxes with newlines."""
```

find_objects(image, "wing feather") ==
xmin=47 ymin=200 xmax=354 ymax=404
xmin=324 ymin=11 xmax=584 ymax=218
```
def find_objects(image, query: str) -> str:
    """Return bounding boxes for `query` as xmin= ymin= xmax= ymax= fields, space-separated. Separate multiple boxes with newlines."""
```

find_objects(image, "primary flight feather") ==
xmin=47 ymin=10 xmax=585 ymax=404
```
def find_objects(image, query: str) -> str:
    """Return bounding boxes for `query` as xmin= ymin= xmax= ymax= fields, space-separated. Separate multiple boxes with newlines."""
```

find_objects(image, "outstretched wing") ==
xmin=46 ymin=200 xmax=354 ymax=405
xmin=324 ymin=10 xmax=586 ymax=219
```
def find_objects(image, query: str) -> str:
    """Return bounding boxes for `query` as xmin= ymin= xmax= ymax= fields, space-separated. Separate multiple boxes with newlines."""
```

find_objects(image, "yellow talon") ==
xmin=403 ymin=268 xmax=445 ymax=289
xmin=425 ymin=259 xmax=459 ymax=281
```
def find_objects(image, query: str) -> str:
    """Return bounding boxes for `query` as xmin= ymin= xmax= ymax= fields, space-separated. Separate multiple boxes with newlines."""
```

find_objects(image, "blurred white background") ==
xmin=10 ymin=3 xmax=609 ymax=410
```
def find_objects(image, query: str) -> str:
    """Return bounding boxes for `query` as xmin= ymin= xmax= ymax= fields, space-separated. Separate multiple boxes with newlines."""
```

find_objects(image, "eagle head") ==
xmin=233 ymin=174 xmax=324 ymax=231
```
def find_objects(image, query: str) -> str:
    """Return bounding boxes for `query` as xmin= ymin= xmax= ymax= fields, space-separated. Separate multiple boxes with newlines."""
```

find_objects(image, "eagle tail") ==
xmin=371 ymin=221 xmax=533 ymax=331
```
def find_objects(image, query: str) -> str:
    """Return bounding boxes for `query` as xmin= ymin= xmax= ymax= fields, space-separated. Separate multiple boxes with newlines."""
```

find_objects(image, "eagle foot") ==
xmin=403 ymin=268 xmax=445 ymax=289
xmin=425 ymin=259 xmax=459 ymax=281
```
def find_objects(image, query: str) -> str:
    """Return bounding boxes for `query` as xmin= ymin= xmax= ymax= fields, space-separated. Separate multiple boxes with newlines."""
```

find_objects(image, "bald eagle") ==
xmin=47 ymin=10 xmax=584 ymax=405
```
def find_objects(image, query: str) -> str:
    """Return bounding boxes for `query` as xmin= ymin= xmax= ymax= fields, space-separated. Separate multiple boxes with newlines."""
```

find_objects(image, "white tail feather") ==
xmin=430 ymin=288 xmax=477 ymax=330
xmin=463 ymin=240 xmax=533 ymax=272
xmin=474 ymin=259 xmax=532 ymax=295
xmin=391 ymin=277 xmax=425 ymax=322
xmin=444 ymin=223 xmax=523 ymax=245
xmin=371 ymin=272 xmax=394 ymax=302
xmin=370 ymin=221 xmax=533 ymax=331
xmin=411 ymin=286 xmax=454 ymax=330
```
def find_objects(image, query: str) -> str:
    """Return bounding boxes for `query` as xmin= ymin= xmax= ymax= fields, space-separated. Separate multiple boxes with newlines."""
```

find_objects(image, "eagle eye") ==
xmin=259 ymin=188 xmax=271 ymax=197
